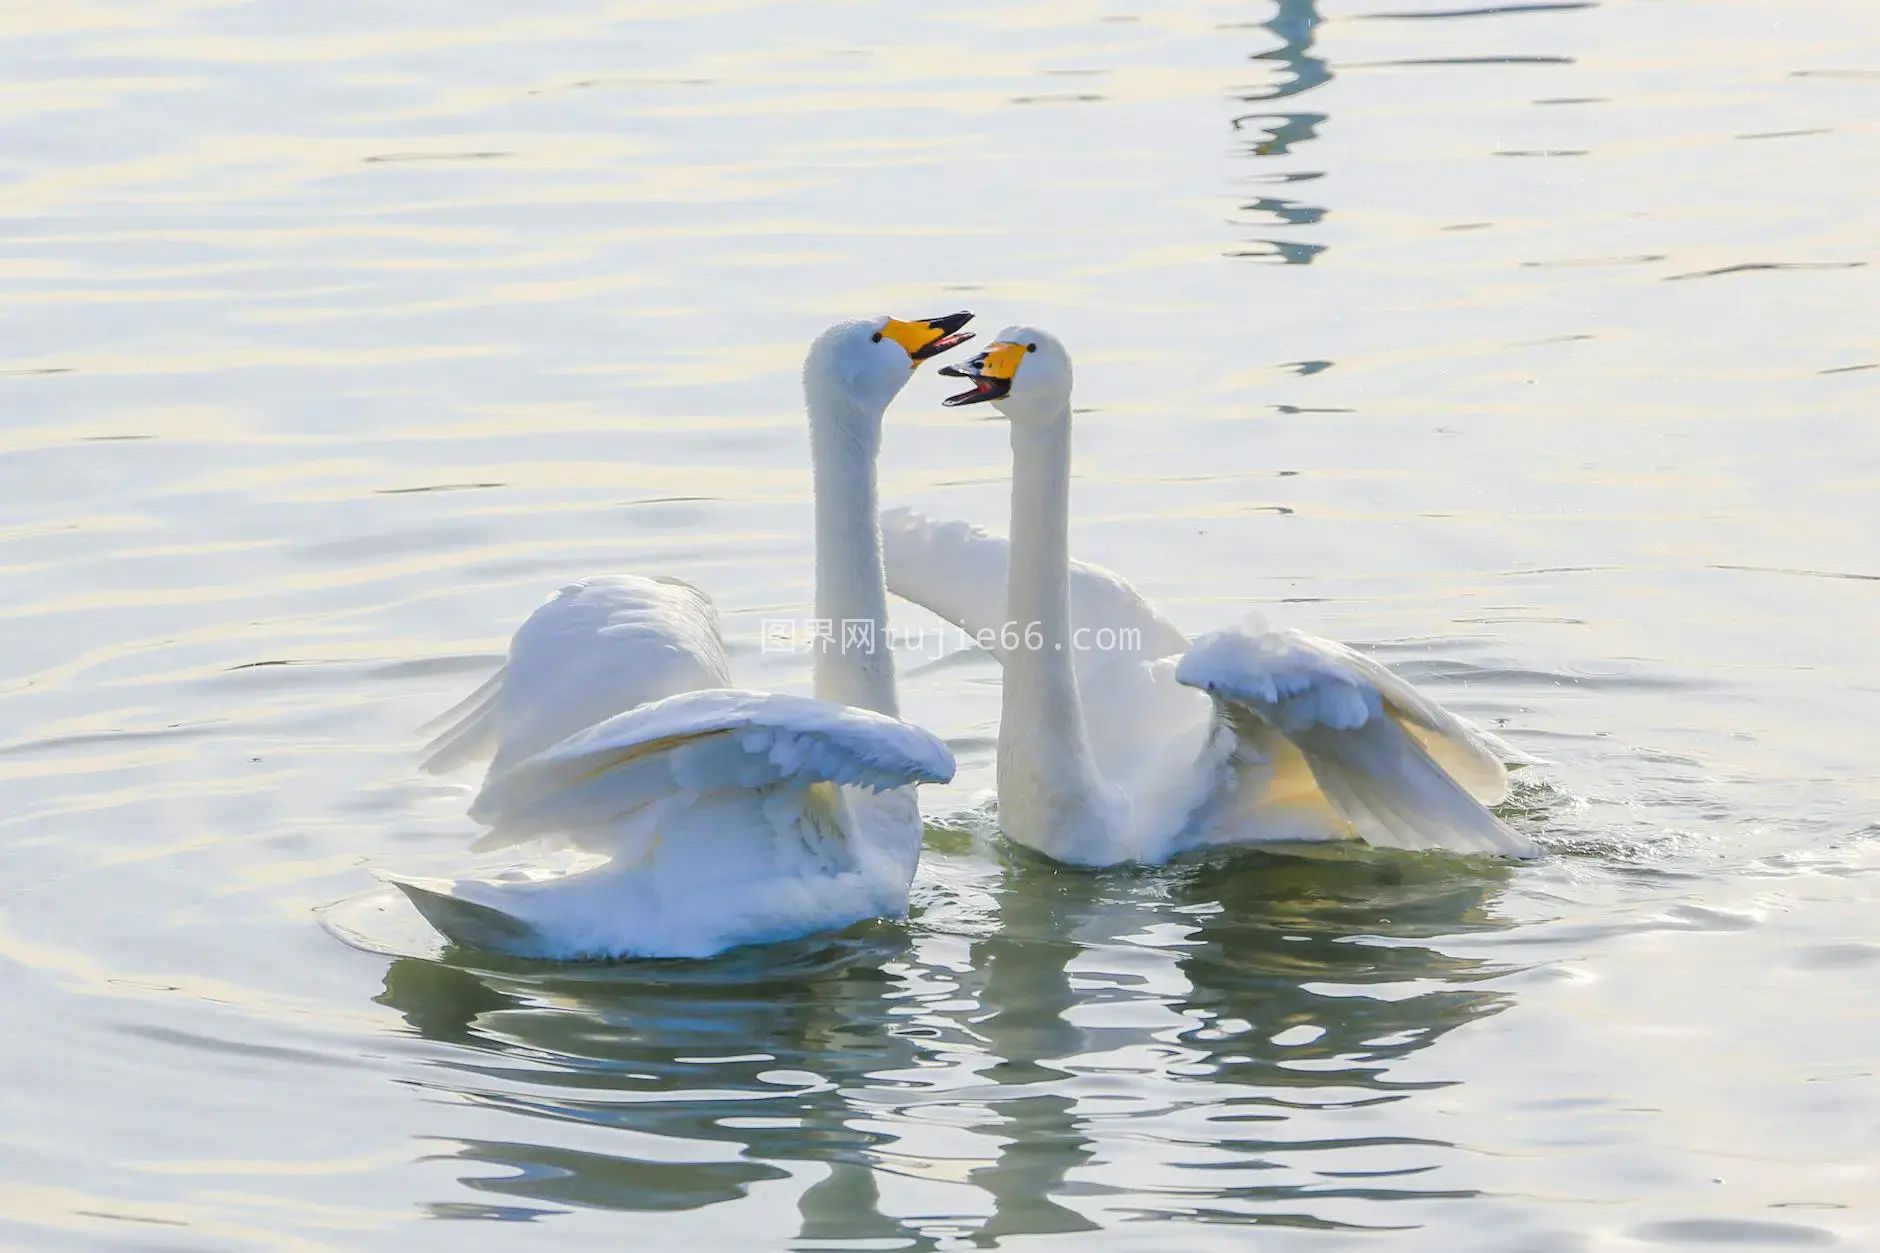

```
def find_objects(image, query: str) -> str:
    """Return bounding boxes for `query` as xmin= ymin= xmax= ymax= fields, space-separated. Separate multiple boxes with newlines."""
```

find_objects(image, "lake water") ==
xmin=3 ymin=0 xmax=1877 ymax=1247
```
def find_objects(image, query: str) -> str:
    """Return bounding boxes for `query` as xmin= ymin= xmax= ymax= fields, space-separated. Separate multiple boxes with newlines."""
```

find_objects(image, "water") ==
xmin=2 ymin=0 xmax=1877 ymax=1247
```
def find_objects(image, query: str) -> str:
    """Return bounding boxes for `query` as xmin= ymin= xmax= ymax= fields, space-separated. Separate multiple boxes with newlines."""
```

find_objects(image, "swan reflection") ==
xmin=377 ymin=845 xmax=1516 ymax=1238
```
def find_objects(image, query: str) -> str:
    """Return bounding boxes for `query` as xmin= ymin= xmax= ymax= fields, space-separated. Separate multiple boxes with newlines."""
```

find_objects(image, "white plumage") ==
xmin=465 ymin=686 xmax=955 ymax=841
xmin=392 ymin=314 xmax=975 ymax=959
xmin=884 ymin=326 xmax=1540 ymax=867
xmin=390 ymin=680 xmax=952 ymax=960
xmin=419 ymin=575 xmax=730 ymax=780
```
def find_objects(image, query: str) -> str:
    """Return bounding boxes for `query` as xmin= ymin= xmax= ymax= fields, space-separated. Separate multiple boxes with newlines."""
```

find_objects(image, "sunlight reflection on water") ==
xmin=1 ymin=0 xmax=1877 ymax=1247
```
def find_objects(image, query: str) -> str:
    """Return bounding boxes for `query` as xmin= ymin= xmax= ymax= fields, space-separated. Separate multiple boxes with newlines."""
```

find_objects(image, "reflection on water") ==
xmin=3 ymin=0 xmax=1879 ymax=1245
xmin=378 ymin=849 xmax=1513 ymax=1237
xmin=382 ymin=933 xmax=917 ymax=1224
xmin=1233 ymin=0 xmax=1328 ymax=263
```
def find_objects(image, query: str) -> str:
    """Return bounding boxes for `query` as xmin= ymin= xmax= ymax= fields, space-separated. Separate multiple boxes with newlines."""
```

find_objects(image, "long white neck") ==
xmin=807 ymin=381 xmax=898 ymax=718
xmin=997 ymin=402 xmax=1121 ymax=862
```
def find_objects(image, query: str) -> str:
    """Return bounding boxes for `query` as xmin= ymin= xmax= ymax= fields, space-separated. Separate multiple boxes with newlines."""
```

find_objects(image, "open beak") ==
xmin=939 ymin=340 xmax=1026 ymax=406
xmin=879 ymin=311 xmax=976 ymax=366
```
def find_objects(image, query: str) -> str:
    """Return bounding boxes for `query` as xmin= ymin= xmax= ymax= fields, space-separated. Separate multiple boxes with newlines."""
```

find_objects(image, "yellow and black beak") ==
xmin=939 ymin=340 xmax=1027 ymax=406
xmin=878 ymin=311 xmax=976 ymax=367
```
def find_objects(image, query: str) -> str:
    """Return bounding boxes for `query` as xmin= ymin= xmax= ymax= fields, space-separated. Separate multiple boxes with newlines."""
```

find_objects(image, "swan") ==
xmin=881 ymin=326 xmax=1540 ymax=867
xmin=389 ymin=312 xmax=978 ymax=959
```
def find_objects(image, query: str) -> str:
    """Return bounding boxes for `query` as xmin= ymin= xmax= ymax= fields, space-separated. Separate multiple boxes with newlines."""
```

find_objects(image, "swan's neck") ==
xmin=808 ymin=384 xmax=898 ymax=718
xmin=998 ymin=404 xmax=1119 ymax=861
xmin=1004 ymin=412 xmax=1081 ymax=721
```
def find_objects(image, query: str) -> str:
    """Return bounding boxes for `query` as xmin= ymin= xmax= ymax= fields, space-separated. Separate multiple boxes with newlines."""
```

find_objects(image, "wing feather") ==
xmin=467 ymin=688 xmax=956 ymax=847
xmin=418 ymin=666 xmax=506 ymax=775
xmin=420 ymin=574 xmax=732 ymax=777
xmin=880 ymin=507 xmax=1189 ymax=664
xmin=1176 ymin=626 xmax=1538 ymax=858
xmin=1286 ymin=632 xmax=1517 ymax=804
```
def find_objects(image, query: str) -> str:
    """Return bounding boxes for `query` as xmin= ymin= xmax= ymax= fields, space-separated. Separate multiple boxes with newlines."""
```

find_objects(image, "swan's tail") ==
xmin=418 ymin=666 xmax=505 ymax=775
xmin=1293 ymin=719 xmax=1539 ymax=858
xmin=381 ymin=872 xmax=542 ymax=952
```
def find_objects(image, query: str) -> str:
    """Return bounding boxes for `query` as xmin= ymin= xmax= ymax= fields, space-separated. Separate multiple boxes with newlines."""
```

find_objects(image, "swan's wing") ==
xmin=881 ymin=505 xmax=1195 ymax=790
xmin=1271 ymin=630 xmax=1517 ymax=804
xmin=1176 ymin=628 xmax=1538 ymax=858
xmin=880 ymin=507 xmax=1190 ymax=664
xmin=421 ymin=574 xmax=732 ymax=776
xmin=417 ymin=666 xmax=507 ymax=775
xmin=466 ymin=687 xmax=956 ymax=848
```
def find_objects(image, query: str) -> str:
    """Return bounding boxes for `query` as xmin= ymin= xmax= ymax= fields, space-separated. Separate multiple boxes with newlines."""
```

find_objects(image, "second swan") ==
xmin=883 ymin=326 xmax=1539 ymax=867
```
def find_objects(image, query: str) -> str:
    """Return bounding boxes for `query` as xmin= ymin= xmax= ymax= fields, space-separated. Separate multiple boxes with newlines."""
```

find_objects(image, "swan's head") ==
xmin=938 ymin=324 xmax=1071 ymax=421
xmin=804 ymin=312 xmax=976 ymax=412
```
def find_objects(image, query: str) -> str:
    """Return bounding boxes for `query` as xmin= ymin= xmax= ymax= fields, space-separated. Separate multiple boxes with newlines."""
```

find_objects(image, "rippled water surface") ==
xmin=4 ymin=0 xmax=1878 ymax=1248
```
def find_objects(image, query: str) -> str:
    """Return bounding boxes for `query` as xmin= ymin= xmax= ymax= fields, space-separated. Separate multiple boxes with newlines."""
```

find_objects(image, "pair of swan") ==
xmin=391 ymin=315 xmax=1536 ymax=960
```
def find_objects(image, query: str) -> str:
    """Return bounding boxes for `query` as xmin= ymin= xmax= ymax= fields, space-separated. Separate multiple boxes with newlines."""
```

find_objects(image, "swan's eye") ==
xmin=1026 ymin=343 xmax=1037 ymax=353
xmin=871 ymin=332 xmax=883 ymax=343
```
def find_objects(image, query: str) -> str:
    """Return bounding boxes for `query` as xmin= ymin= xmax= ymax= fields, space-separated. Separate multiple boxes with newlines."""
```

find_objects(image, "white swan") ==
xmin=882 ymin=326 xmax=1539 ymax=866
xmin=392 ymin=313 xmax=978 ymax=959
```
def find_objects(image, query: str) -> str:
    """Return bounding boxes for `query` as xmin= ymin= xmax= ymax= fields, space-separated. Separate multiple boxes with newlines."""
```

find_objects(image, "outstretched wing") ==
xmin=1176 ymin=626 xmax=1538 ymax=858
xmin=421 ymin=574 xmax=732 ymax=777
xmin=466 ymin=687 xmax=957 ymax=849
xmin=880 ymin=507 xmax=1190 ymax=667
xmin=1291 ymin=633 xmax=1525 ymax=805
